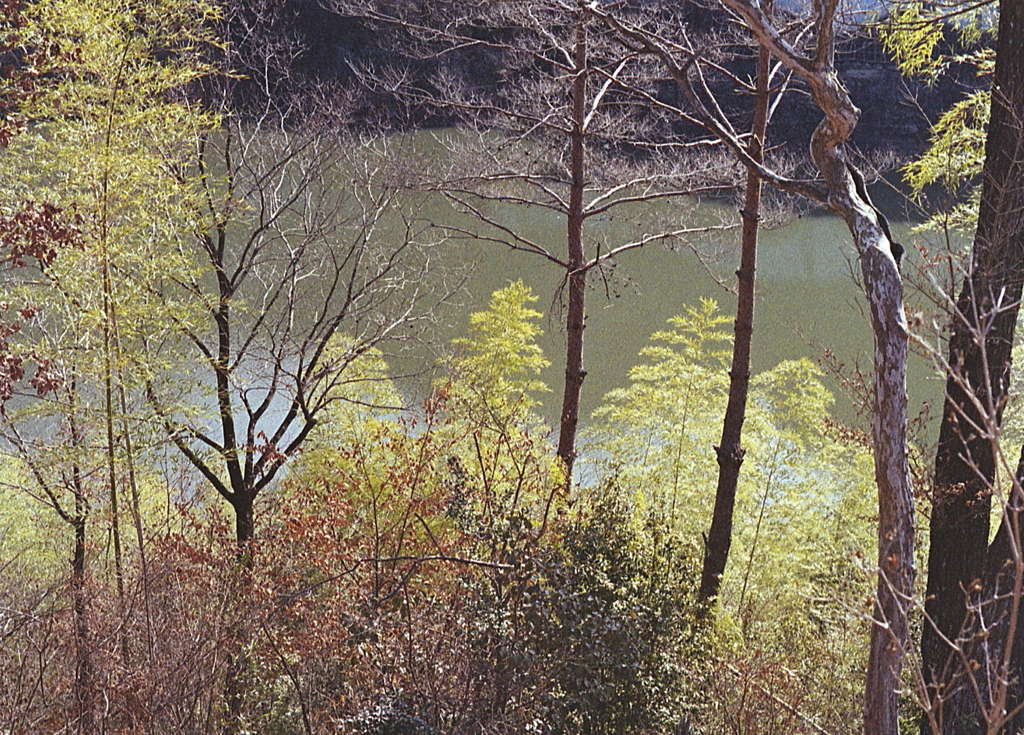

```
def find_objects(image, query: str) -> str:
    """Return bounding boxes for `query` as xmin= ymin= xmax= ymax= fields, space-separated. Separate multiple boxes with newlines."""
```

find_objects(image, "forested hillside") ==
xmin=0 ymin=1 xmax=1018 ymax=735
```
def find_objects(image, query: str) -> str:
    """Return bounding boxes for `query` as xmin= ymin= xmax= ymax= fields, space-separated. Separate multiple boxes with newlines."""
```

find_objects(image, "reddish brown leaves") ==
xmin=0 ymin=201 xmax=82 ymax=266
xmin=0 ymin=202 xmax=79 ymax=403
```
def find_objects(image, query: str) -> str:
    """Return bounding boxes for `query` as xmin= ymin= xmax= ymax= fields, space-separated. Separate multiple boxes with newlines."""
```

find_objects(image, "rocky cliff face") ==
xmin=769 ymin=48 xmax=975 ymax=155
xmin=274 ymin=0 xmax=979 ymax=157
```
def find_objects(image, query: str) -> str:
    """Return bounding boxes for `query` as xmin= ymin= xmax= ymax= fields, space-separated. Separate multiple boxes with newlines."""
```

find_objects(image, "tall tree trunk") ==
xmin=120 ymin=382 xmax=154 ymax=661
xmin=71 ymin=513 xmax=94 ymax=735
xmin=98 ymin=45 xmax=130 ymax=669
xmin=699 ymin=42 xmax=770 ymax=603
xmin=861 ymin=269 xmax=914 ymax=735
xmin=101 ymin=275 xmax=128 ymax=665
xmin=557 ymin=13 xmax=588 ymax=480
xmin=68 ymin=385 xmax=94 ymax=735
xmin=921 ymin=2 xmax=1024 ymax=731
xmin=713 ymin=5 xmax=915 ymax=734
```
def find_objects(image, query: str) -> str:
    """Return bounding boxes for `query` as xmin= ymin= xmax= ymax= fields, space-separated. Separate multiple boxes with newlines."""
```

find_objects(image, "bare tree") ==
xmin=593 ymin=2 xmax=914 ymax=732
xmin=150 ymin=124 xmax=452 ymax=546
xmin=332 ymin=0 xmax=739 ymax=478
xmin=140 ymin=1 xmax=455 ymax=549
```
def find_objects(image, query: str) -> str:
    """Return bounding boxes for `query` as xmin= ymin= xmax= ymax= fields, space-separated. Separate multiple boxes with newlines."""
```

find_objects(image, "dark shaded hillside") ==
xmin=261 ymin=0 xmax=978 ymax=155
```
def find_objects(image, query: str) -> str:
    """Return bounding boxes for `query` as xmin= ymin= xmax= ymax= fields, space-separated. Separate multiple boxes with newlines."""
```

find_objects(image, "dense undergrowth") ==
xmin=0 ymin=284 xmax=894 ymax=734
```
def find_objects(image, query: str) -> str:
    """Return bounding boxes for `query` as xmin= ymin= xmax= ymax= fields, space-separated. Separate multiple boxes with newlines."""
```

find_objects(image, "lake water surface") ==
xmin=432 ymin=203 xmax=942 ymax=434
xmin=379 ymin=132 xmax=950 ymax=436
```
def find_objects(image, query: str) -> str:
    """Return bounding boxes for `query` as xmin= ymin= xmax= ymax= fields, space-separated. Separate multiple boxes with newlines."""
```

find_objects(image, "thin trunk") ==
xmin=99 ymin=41 xmax=129 ymax=666
xmin=72 ymin=514 xmax=93 ymax=735
xmin=120 ymin=382 xmax=154 ymax=661
xmin=69 ymin=378 xmax=94 ymax=735
xmin=699 ymin=42 xmax=770 ymax=602
xmin=102 ymin=269 xmax=128 ymax=665
xmin=556 ymin=13 xmax=588 ymax=480
xmin=861 ymin=256 xmax=913 ymax=735
xmin=920 ymin=1 xmax=1024 ymax=730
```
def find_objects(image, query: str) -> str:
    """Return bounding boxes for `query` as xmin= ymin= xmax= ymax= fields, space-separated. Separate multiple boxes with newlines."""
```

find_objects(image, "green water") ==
xmin=375 ymin=131 xmax=948 ymax=434
xmin=419 ymin=201 xmax=942 ymax=434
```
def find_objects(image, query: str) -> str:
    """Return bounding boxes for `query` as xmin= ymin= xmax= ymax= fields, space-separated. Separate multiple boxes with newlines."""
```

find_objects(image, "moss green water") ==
xmin=334 ymin=130 xmax=949 ymax=436
xmin=410 ymin=192 xmax=942 ymax=437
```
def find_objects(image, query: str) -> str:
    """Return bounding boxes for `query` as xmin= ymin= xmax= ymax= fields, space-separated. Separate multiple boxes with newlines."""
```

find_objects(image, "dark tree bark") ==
xmin=69 ymin=377 xmax=94 ymax=734
xmin=920 ymin=2 xmax=1024 ymax=732
xmin=233 ymin=493 xmax=256 ymax=548
xmin=595 ymin=3 xmax=915 ymax=731
xmin=557 ymin=14 xmax=588 ymax=479
xmin=699 ymin=41 xmax=770 ymax=603
xmin=978 ymin=449 xmax=1024 ymax=735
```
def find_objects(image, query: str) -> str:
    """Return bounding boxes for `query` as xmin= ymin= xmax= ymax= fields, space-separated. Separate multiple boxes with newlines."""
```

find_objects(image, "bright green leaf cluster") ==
xmin=586 ymin=301 xmax=877 ymax=703
xmin=447 ymin=280 xmax=551 ymax=424
xmin=883 ymin=2 xmax=996 ymax=235
xmin=904 ymin=89 xmax=989 ymax=233
xmin=880 ymin=3 xmax=949 ymax=81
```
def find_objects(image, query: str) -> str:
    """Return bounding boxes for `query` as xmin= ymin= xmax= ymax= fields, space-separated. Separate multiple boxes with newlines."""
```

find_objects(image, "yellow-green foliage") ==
xmin=444 ymin=280 xmax=551 ymax=436
xmin=588 ymin=298 xmax=732 ymax=524
xmin=289 ymin=283 xmax=561 ymax=551
xmin=880 ymin=3 xmax=948 ymax=81
xmin=440 ymin=280 xmax=563 ymax=508
xmin=2 ymin=0 xmax=219 ymax=350
xmin=451 ymin=281 xmax=550 ymax=403
xmin=0 ymin=0 xmax=218 ymax=554
xmin=589 ymin=301 xmax=876 ymax=611
xmin=0 ymin=455 xmax=175 ymax=576
xmin=904 ymin=89 xmax=990 ymax=233
xmin=881 ymin=2 xmax=994 ymax=81
xmin=0 ymin=461 xmax=67 ymax=577
xmin=287 ymin=340 xmax=405 ymax=485
xmin=586 ymin=301 xmax=878 ymax=729
xmin=903 ymin=88 xmax=990 ymax=190
xmin=0 ymin=0 xmax=219 ymax=405
xmin=883 ymin=2 xmax=995 ymax=234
